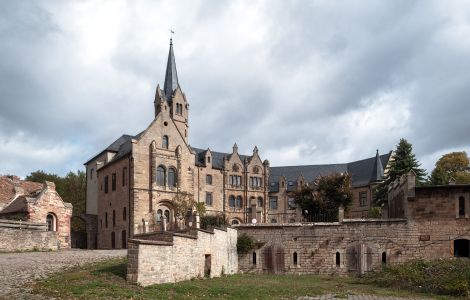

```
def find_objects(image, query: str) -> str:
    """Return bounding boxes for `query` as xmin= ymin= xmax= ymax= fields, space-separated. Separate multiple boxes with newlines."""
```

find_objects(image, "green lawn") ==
xmin=30 ymin=258 xmax=460 ymax=300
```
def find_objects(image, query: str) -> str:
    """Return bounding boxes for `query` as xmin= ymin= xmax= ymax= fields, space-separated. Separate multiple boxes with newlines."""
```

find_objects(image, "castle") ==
xmin=85 ymin=40 xmax=392 ymax=249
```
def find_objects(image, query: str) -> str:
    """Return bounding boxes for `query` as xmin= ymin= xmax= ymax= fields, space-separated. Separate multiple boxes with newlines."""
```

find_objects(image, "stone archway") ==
xmin=71 ymin=216 xmax=87 ymax=249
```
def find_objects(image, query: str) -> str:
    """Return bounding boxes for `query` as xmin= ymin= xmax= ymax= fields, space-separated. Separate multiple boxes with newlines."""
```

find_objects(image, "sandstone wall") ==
xmin=0 ymin=219 xmax=59 ymax=252
xmin=236 ymin=218 xmax=470 ymax=276
xmin=127 ymin=227 xmax=238 ymax=286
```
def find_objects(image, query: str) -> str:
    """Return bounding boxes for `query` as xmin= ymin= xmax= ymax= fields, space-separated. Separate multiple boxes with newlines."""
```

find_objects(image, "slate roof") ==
xmin=268 ymin=151 xmax=392 ymax=191
xmin=191 ymin=147 xmax=252 ymax=170
xmin=84 ymin=131 xmax=144 ymax=165
xmin=163 ymin=39 xmax=179 ymax=100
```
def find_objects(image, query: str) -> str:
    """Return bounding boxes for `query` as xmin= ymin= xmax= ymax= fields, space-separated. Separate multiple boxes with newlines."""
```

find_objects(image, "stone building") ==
xmin=85 ymin=40 xmax=391 ymax=249
xmin=0 ymin=175 xmax=73 ymax=249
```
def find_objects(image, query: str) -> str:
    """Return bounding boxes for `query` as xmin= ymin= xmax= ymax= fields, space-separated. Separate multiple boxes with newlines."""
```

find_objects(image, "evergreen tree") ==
xmin=374 ymin=138 xmax=427 ymax=205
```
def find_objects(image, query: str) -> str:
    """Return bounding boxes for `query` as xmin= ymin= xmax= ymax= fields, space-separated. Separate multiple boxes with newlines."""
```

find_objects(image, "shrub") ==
xmin=200 ymin=214 xmax=227 ymax=230
xmin=237 ymin=233 xmax=255 ymax=254
xmin=363 ymin=258 xmax=470 ymax=297
xmin=367 ymin=206 xmax=381 ymax=218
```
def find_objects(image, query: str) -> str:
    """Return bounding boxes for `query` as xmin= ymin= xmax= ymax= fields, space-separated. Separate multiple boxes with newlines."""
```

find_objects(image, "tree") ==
xmin=429 ymin=151 xmax=470 ymax=185
xmin=172 ymin=191 xmax=195 ymax=228
xmin=374 ymin=138 xmax=427 ymax=205
xmin=294 ymin=173 xmax=353 ymax=216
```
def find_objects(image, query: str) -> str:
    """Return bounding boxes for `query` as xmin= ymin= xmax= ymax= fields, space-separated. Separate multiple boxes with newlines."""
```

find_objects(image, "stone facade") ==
xmin=0 ymin=179 xmax=73 ymax=249
xmin=0 ymin=219 xmax=59 ymax=252
xmin=127 ymin=227 xmax=238 ymax=286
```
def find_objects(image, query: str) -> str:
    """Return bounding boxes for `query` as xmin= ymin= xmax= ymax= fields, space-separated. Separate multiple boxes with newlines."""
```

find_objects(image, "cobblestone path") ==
xmin=0 ymin=249 xmax=126 ymax=299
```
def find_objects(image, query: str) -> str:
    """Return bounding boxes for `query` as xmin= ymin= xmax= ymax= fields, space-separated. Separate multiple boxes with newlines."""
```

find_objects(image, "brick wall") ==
xmin=127 ymin=227 xmax=238 ymax=286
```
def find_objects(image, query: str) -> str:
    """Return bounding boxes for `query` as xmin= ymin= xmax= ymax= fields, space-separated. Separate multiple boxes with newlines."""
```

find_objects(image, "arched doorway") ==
xmin=71 ymin=216 xmax=87 ymax=249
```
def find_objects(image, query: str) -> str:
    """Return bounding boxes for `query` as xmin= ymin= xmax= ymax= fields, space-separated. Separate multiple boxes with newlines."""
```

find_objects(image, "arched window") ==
xmin=253 ymin=252 xmax=257 ymax=265
xmin=257 ymin=197 xmax=263 ymax=207
xmin=229 ymin=195 xmax=235 ymax=208
xmin=162 ymin=135 xmax=169 ymax=149
xmin=164 ymin=209 xmax=170 ymax=223
xmin=293 ymin=252 xmax=298 ymax=266
xmin=156 ymin=209 xmax=163 ymax=222
xmin=231 ymin=219 xmax=240 ymax=225
xmin=46 ymin=213 xmax=56 ymax=232
xmin=336 ymin=252 xmax=341 ymax=266
xmin=157 ymin=166 xmax=166 ymax=186
xmin=382 ymin=252 xmax=387 ymax=264
xmin=236 ymin=196 xmax=243 ymax=208
xmin=168 ymin=167 xmax=177 ymax=187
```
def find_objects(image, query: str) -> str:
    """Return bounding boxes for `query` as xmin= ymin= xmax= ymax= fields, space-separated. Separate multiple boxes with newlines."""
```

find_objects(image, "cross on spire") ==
xmin=163 ymin=36 xmax=179 ymax=99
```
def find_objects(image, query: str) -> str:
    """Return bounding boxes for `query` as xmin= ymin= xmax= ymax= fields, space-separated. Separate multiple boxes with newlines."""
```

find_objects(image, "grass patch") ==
xmin=30 ymin=258 xmax=463 ymax=299
xmin=362 ymin=258 xmax=470 ymax=298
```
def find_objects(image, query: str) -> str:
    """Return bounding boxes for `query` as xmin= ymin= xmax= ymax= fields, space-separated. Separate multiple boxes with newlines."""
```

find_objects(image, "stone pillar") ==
xmin=338 ymin=205 xmax=344 ymax=223
xmin=162 ymin=216 xmax=167 ymax=232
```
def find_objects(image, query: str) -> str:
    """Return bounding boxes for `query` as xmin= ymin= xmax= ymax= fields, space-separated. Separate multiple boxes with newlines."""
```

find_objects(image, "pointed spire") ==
xmin=233 ymin=143 xmax=238 ymax=153
xmin=163 ymin=38 xmax=179 ymax=100
xmin=372 ymin=149 xmax=384 ymax=182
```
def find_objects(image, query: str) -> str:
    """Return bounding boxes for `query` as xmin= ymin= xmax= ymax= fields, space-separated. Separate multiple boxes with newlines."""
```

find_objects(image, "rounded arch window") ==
xmin=156 ymin=209 xmax=163 ymax=222
xmin=46 ymin=213 xmax=57 ymax=232
xmin=293 ymin=252 xmax=298 ymax=266
xmin=231 ymin=219 xmax=240 ymax=225
xmin=164 ymin=209 xmax=170 ymax=223
xmin=168 ymin=167 xmax=177 ymax=187
xmin=162 ymin=135 xmax=169 ymax=149
xmin=236 ymin=196 xmax=243 ymax=208
xmin=229 ymin=195 xmax=235 ymax=208
xmin=156 ymin=166 xmax=166 ymax=186
xmin=335 ymin=252 xmax=341 ymax=266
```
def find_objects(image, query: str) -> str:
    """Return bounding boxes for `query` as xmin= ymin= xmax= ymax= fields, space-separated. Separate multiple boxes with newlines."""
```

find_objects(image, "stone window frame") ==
xmin=162 ymin=135 xmax=169 ymax=149
xmin=168 ymin=167 xmax=177 ymax=187
xmin=359 ymin=191 xmax=367 ymax=207
xmin=205 ymin=192 xmax=213 ymax=206
xmin=269 ymin=196 xmax=278 ymax=210
xmin=122 ymin=167 xmax=127 ymax=186
xmin=229 ymin=195 xmax=236 ymax=208
xmin=257 ymin=197 xmax=263 ymax=208
xmin=288 ymin=197 xmax=296 ymax=210
xmin=111 ymin=173 xmax=116 ymax=191
xmin=293 ymin=251 xmax=298 ymax=266
xmin=236 ymin=196 xmax=243 ymax=208
xmin=104 ymin=175 xmax=109 ymax=194
xmin=206 ymin=174 xmax=213 ymax=185
xmin=46 ymin=213 xmax=57 ymax=232
xmin=458 ymin=196 xmax=467 ymax=218
xmin=156 ymin=165 xmax=166 ymax=186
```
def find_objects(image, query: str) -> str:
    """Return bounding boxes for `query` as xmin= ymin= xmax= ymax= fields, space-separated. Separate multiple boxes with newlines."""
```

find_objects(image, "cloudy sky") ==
xmin=1 ymin=0 xmax=469 ymax=178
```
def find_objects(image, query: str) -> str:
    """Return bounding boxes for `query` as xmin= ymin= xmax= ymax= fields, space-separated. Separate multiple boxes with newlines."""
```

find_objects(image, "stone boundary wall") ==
xmin=236 ymin=217 xmax=470 ymax=276
xmin=0 ymin=219 xmax=59 ymax=252
xmin=127 ymin=227 xmax=238 ymax=286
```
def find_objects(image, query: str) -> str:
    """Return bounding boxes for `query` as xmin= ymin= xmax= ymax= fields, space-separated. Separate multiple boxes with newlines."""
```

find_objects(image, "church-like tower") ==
xmin=154 ymin=39 xmax=189 ymax=143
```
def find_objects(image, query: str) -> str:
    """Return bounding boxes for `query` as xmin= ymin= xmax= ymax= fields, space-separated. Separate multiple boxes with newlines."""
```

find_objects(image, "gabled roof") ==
xmin=192 ymin=147 xmax=252 ymax=170
xmin=84 ymin=131 xmax=143 ymax=165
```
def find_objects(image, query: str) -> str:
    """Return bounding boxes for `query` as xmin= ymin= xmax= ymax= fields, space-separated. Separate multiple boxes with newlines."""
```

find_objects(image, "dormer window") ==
xmin=176 ymin=103 xmax=183 ymax=115
xmin=207 ymin=156 xmax=211 ymax=164
xmin=288 ymin=181 xmax=294 ymax=186
xmin=162 ymin=135 xmax=169 ymax=149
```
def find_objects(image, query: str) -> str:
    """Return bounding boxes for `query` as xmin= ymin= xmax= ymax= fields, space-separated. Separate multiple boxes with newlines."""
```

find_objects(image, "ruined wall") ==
xmin=0 ymin=219 xmax=59 ymax=252
xmin=127 ymin=227 xmax=238 ymax=286
xmin=236 ymin=218 xmax=470 ymax=275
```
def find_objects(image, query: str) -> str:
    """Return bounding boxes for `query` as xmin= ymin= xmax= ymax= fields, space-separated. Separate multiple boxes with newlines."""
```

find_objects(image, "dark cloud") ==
xmin=0 ymin=0 xmax=469 ymax=177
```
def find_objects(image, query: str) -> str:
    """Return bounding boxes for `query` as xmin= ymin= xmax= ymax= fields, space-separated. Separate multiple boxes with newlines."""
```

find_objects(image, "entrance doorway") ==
xmin=263 ymin=245 xmax=285 ymax=274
